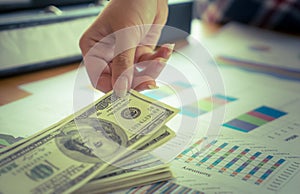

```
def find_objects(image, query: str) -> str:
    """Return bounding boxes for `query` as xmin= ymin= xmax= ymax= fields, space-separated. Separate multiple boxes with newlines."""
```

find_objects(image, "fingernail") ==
xmin=148 ymin=84 xmax=159 ymax=89
xmin=162 ymin=43 xmax=175 ymax=50
xmin=163 ymin=43 xmax=175 ymax=50
xmin=114 ymin=76 xmax=128 ymax=97
xmin=162 ymin=43 xmax=175 ymax=58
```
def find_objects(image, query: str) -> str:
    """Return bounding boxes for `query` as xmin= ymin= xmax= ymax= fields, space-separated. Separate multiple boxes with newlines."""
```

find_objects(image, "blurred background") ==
xmin=0 ymin=0 xmax=193 ymax=77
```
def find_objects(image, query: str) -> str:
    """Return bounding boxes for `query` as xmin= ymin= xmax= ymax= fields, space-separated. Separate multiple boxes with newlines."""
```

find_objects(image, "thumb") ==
xmin=111 ymin=48 xmax=135 ymax=97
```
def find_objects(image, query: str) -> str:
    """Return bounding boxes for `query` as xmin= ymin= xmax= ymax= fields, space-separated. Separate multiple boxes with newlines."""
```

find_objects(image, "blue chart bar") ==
xmin=174 ymin=139 xmax=287 ymax=186
xmin=176 ymin=138 xmax=206 ymax=160
xmin=223 ymin=106 xmax=287 ymax=133
xmin=255 ymin=159 xmax=285 ymax=185
xmin=220 ymin=148 xmax=250 ymax=173
xmin=197 ymin=143 xmax=228 ymax=166
xmin=208 ymin=145 xmax=239 ymax=169
xmin=231 ymin=152 xmax=261 ymax=176
xmin=255 ymin=106 xmax=287 ymax=118
xmin=243 ymin=155 xmax=273 ymax=181
xmin=185 ymin=139 xmax=217 ymax=163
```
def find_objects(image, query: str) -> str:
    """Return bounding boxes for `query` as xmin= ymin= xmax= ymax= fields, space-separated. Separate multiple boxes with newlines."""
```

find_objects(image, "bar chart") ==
xmin=223 ymin=106 xmax=287 ymax=132
xmin=180 ymin=94 xmax=237 ymax=117
xmin=143 ymin=81 xmax=193 ymax=100
xmin=175 ymin=138 xmax=287 ymax=186
xmin=126 ymin=181 xmax=204 ymax=194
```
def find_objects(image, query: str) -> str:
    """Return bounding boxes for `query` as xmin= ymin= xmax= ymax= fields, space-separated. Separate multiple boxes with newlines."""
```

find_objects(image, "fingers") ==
xmin=97 ymin=73 xmax=113 ymax=93
xmin=138 ymin=43 xmax=174 ymax=63
xmin=132 ymin=60 xmax=165 ymax=91
xmin=132 ymin=43 xmax=175 ymax=92
xmin=137 ymin=43 xmax=174 ymax=79
xmin=133 ymin=76 xmax=157 ymax=92
xmin=139 ymin=0 xmax=168 ymax=48
xmin=79 ymin=15 xmax=109 ymax=56
xmin=79 ymin=0 xmax=169 ymax=95
xmin=82 ymin=34 xmax=115 ymax=92
xmin=111 ymin=48 xmax=135 ymax=97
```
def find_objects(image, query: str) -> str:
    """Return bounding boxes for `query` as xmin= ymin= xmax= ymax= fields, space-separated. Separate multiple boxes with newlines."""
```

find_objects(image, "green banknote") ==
xmin=0 ymin=90 xmax=178 ymax=194
xmin=75 ymin=164 xmax=173 ymax=194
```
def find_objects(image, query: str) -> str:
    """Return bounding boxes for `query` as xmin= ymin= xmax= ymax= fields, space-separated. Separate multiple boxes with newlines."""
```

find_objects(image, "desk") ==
xmin=0 ymin=63 xmax=79 ymax=105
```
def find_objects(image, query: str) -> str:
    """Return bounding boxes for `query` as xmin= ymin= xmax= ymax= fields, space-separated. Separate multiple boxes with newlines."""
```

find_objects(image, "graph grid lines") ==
xmin=175 ymin=139 xmax=286 ymax=186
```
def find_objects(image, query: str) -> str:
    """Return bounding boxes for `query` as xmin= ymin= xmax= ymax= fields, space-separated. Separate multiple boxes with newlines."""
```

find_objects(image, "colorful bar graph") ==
xmin=243 ymin=155 xmax=273 ymax=181
xmin=231 ymin=152 xmax=261 ymax=176
xmin=196 ymin=143 xmax=228 ymax=166
xmin=185 ymin=140 xmax=217 ymax=163
xmin=255 ymin=159 xmax=285 ymax=185
xmin=216 ymin=56 xmax=300 ymax=81
xmin=208 ymin=145 xmax=239 ymax=169
xmin=143 ymin=81 xmax=193 ymax=99
xmin=142 ymin=182 xmax=165 ymax=193
xmin=181 ymin=94 xmax=237 ymax=117
xmin=126 ymin=181 xmax=204 ymax=194
xmin=174 ymin=139 xmax=287 ymax=186
xmin=223 ymin=106 xmax=287 ymax=132
xmin=176 ymin=138 xmax=206 ymax=160
xmin=219 ymin=148 xmax=250 ymax=173
xmin=159 ymin=183 xmax=179 ymax=193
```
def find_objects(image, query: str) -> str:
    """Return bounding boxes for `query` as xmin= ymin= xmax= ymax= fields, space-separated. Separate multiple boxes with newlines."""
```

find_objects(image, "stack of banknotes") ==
xmin=0 ymin=90 xmax=178 ymax=193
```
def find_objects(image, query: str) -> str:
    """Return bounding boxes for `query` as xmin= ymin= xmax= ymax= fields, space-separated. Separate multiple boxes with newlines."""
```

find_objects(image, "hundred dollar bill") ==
xmin=0 ymin=90 xmax=178 ymax=194
xmin=73 ymin=89 xmax=178 ymax=160
xmin=78 ymin=153 xmax=174 ymax=193
xmin=0 ymin=121 xmax=106 ymax=194
xmin=111 ymin=126 xmax=175 ymax=167
xmin=75 ymin=164 xmax=173 ymax=194
xmin=93 ymin=125 xmax=175 ymax=178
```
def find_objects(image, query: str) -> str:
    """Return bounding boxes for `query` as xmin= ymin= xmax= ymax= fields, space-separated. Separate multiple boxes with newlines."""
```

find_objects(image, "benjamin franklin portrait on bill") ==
xmin=55 ymin=118 xmax=127 ymax=163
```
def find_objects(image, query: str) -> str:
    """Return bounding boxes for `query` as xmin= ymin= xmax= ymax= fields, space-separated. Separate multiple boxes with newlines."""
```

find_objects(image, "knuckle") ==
xmin=79 ymin=33 xmax=88 ymax=53
xmin=114 ymin=53 xmax=132 ymax=69
xmin=79 ymin=33 xmax=86 ymax=48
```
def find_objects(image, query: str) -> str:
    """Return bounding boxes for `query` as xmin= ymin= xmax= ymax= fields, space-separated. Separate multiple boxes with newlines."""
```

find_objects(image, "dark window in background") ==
xmin=0 ymin=0 xmax=97 ymax=13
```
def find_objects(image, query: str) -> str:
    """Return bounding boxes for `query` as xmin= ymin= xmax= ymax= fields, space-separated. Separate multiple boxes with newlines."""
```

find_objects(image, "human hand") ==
xmin=79 ymin=0 xmax=173 ymax=97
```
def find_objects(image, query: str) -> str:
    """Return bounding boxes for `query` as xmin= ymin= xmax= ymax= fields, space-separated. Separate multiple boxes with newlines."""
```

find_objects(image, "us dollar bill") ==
xmin=93 ymin=125 xmax=175 ymax=179
xmin=0 ymin=120 xmax=107 ymax=194
xmin=80 ymin=152 xmax=174 ymax=194
xmin=0 ymin=90 xmax=178 ymax=194
xmin=75 ymin=164 xmax=173 ymax=194
xmin=73 ymin=90 xmax=178 ymax=160
xmin=76 ymin=90 xmax=178 ymax=144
